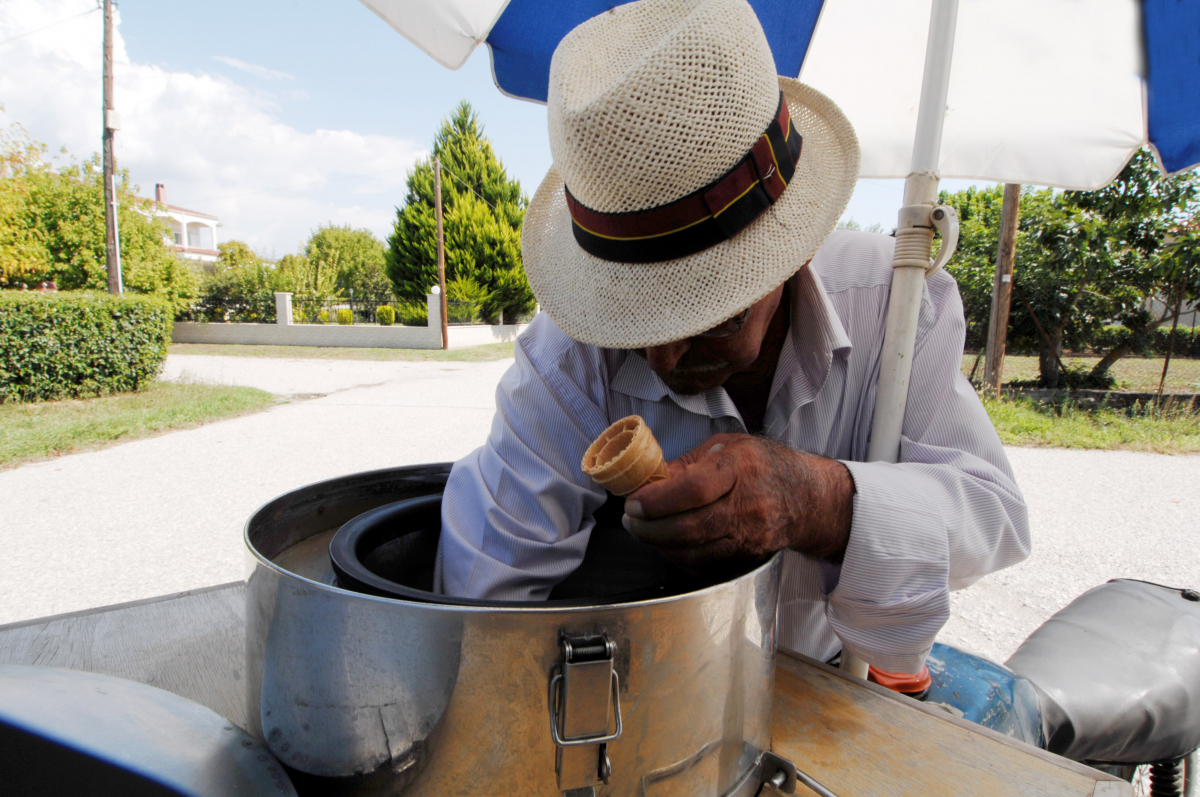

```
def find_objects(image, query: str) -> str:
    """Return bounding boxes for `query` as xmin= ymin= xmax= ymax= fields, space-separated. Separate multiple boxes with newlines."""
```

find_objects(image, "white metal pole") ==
xmin=842 ymin=0 xmax=960 ymax=682
xmin=110 ymin=172 xmax=123 ymax=293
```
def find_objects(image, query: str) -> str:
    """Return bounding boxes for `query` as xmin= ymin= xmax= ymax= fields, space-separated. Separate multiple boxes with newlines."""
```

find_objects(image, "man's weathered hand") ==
xmin=621 ymin=434 xmax=855 ymax=571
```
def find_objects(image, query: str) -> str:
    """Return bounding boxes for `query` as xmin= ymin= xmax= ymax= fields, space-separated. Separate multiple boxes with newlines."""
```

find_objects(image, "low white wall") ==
xmin=172 ymin=322 xmax=442 ymax=349
xmin=445 ymin=323 xmax=531 ymax=349
xmin=174 ymin=292 xmax=534 ymax=350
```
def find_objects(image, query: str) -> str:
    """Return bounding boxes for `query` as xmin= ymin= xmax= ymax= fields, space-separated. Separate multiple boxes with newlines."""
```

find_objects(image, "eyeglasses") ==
xmin=694 ymin=308 xmax=750 ymax=338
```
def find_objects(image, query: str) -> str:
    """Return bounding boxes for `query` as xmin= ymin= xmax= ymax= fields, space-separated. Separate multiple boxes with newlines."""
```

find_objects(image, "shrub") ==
xmin=394 ymin=300 xmax=427 ymax=326
xmin=376 ymin=305 xmax=395 ymax=326
xmin=317 ymin=310 xmax=329 ymax=324
xmin=336 ymin=308 xmax=353 ymax=325
xmin=0 ymin=291 xmax=171 ymax=402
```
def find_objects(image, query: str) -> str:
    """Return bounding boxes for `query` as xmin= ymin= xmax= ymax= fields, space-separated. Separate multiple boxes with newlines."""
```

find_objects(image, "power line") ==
xmin=0 ymin=4 xmax=101 ymax=48
xmin=440 ymin=165 xmax=505 ymax=213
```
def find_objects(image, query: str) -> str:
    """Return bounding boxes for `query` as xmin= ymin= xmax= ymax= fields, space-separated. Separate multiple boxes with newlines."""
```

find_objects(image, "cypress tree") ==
xmin=385 ymin=101 xmax=533 ymax=320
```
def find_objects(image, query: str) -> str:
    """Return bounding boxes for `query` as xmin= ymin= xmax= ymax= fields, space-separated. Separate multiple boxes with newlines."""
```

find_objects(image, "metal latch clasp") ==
xmin=548 ymin=633 xmax=623 ymax=747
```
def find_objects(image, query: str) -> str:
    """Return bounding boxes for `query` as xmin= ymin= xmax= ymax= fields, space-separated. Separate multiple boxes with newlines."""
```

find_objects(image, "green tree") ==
xmin=212 ymin=240 xmax=265 ymax=272
xmin=941 ymin=150 xmax=1198 ymax=388
xmin=1027 ymin=151 xmax=1196 ymax=386
xmin=194 ymin=241 xmax=277 ymax=321
xmin=0 ymin=123 xmax=196 ymax=311
xmin=385 ymin=101 xmax=533 ymax=321
xmin=0 ymin=121 xmax=51 ymax=280
xmin=305 ymin=224 xmax=389 ymax=300
xmin=274 ymin=253 xmax=332 ymax=296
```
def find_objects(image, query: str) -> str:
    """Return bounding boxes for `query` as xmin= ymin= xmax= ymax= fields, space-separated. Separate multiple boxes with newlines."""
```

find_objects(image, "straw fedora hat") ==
xmin=522 ymin=0 xmax=860 ymax=350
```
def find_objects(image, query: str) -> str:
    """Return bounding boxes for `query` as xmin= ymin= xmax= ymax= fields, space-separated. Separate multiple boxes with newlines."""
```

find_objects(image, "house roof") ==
xmin=165 ymin=203 xmax=219 ymax=221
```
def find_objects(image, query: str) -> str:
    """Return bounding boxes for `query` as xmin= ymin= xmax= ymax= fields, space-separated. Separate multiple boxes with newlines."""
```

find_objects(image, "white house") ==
xmin=154 ymin=184 xmax=220 ymax=266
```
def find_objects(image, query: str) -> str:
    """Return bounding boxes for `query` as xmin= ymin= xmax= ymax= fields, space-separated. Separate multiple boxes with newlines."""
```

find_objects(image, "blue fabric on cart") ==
xmin=485 ymin=0 xmax=825 ymax=103
xmin=925 ymin=642 xmax=1043 ymax=748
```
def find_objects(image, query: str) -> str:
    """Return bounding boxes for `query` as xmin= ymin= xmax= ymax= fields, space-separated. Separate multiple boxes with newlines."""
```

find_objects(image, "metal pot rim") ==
xmin=244 ymin=464 xmax=781 ymax=616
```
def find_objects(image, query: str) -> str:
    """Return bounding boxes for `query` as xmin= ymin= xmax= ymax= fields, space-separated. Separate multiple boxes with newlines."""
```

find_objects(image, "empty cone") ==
xmin=581 ymin=415 xmax=669 ymax=496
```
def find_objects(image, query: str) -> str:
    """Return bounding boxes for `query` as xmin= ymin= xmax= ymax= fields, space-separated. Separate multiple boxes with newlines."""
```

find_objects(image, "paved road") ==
xmin=1 ymin=355 xmax=507 ymax=626
xmin=3 ymin=353 xmax=1198 ymax=667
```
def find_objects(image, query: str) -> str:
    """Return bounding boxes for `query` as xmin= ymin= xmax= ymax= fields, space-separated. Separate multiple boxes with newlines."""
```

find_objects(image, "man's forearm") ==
xmin=761 ymin=439 xmax=855 ymax=563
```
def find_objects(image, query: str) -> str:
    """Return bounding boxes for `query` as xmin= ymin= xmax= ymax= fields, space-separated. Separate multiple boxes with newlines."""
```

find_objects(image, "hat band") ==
xmin=564 ymin=92 xmax=802 ymax=264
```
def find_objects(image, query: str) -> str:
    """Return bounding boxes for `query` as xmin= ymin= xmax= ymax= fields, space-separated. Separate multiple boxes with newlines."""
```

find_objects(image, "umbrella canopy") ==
xmin=360 ymin=0 xmax=1199 ymax=189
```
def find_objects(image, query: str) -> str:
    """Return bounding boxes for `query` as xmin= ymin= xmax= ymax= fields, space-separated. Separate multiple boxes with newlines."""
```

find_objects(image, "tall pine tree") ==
xmin=385 ymin=101 xmax=533 ymax=320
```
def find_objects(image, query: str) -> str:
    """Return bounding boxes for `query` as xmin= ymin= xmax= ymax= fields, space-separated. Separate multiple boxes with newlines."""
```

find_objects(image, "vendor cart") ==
xmin=0 ymin=465 xmax=1129 ymax=797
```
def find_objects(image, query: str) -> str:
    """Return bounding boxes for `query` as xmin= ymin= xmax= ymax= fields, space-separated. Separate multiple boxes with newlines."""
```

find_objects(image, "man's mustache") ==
xmin=666 ymin=359 xmax=731 ymax=375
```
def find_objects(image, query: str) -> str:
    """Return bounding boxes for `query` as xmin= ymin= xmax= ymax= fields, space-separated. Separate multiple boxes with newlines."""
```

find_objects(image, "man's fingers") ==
xmin=626 ymin=446 xmax=739 ymax=519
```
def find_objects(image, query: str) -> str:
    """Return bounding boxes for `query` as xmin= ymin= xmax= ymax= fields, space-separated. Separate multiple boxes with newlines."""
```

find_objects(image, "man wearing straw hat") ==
xmin=435 ymin=0 xmax=1029 ymax=679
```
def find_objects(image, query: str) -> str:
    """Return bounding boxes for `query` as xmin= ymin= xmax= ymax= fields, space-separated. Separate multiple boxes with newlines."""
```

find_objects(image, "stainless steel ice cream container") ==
xmin=245 ymin=464 xmax=781 ymax=796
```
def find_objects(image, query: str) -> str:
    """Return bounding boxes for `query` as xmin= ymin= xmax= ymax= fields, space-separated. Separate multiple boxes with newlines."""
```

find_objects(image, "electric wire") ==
xmin=439 ymin=164 xmax=509 ymax=214
xmin=0 ymin=3 xmax=101 ymax=48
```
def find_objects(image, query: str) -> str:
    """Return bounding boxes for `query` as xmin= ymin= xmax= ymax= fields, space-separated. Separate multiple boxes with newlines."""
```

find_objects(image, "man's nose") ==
xmin=645 ymin=339 xmax=691 ymax=372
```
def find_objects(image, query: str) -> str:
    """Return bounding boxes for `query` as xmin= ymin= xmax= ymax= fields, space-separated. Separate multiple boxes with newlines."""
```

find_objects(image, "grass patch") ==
xmin=962 ymin=353 xmax=1200 ymax=393
xmin=0 ymin=381 xmax=278 ymax=469
xmin=982 ymin=394 xmax=1200 ymax=454
xmin=169 ymin=342 xmax=517 ymax=363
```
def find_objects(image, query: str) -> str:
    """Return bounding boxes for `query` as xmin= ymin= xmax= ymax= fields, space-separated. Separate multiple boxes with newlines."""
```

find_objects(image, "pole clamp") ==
xmin=892 ymin=204 xmax=960 ymax=277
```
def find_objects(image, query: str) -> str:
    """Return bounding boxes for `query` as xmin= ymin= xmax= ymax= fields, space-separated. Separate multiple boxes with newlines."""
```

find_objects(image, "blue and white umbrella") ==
xmin=361 ymin=0 xmax=1200 ymax=679
xmin=361 ymin=0 xmax=1200 ymax=187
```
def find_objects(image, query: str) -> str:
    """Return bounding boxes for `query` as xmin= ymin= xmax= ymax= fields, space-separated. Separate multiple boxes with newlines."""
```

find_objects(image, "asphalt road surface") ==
xmin=2 ymin=353 xmax=1197 ymax=667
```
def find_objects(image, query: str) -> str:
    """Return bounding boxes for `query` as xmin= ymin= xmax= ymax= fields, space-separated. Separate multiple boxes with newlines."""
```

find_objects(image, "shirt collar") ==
xmin=610 ymin=264 xmax=852 ymax=421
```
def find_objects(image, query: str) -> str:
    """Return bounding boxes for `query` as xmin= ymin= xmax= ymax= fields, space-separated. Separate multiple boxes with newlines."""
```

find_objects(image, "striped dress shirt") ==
xmin=435 ymin=229 xmax=1029 ymax=673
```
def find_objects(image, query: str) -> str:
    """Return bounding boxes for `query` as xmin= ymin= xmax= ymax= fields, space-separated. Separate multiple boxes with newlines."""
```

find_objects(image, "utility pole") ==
xmin=983 ymin=184 xmax=1021 ymax=397
xmin=102 ymin=0 xmax=122 ymax=293
xmin=434 ymin=157 xmax=448 ymax=350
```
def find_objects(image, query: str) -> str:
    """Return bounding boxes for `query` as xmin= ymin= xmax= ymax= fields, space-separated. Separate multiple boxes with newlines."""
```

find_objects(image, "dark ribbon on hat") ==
xmin=564 ymin=92 xmax=802 ymax=264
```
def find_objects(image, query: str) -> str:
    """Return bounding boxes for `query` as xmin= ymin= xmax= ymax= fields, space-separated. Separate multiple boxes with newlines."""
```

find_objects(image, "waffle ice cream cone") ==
xmin=581 ymin=415 xmax=670 ymax=496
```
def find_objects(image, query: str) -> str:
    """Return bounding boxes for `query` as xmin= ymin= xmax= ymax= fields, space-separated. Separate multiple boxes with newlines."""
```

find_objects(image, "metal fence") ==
xmin=177 ymin=294 xmax=276 ymax=324
xmin=289 ymin=295 xmax=426 ymax=326
xmin=443 ymin=301 xmax=535 ymax=326
xmin=962 ymin=281 xmax=1200 ymax=394
xmin=179 ymin=293 xmax=536 ymax=327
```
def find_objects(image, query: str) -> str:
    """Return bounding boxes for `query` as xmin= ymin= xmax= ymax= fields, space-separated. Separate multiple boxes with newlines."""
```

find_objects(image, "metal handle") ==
xmin=547 ymin=669 xmax=623 ymax=747
xmin=753 ymin=751 xmax=842 ymax=797
xmin=927 ymin=203 xmax=959 ymax=276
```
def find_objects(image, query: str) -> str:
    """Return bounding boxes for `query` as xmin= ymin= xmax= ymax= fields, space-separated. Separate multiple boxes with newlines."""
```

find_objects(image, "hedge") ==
xmin=0 ymin=291 xmax=172 ymax=402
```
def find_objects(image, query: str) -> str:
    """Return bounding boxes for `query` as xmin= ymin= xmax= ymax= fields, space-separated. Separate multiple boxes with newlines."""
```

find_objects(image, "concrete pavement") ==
xmin=1 ymin=355 xmax=508 ymax=625
xmin=2 ymin=353 xmax=1198 ymax=666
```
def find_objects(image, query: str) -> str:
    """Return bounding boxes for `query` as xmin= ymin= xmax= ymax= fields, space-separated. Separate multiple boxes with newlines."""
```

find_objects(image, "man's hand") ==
xmin=621 ymin=434 xmax=855 ymax=572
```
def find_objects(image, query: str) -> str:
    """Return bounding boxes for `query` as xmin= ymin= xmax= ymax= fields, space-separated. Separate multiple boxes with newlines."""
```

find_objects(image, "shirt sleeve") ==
xmin=831 ymin=270 xmax=1031 ymax=674
xmin=434 ymin=315 xmax=611 ymax=600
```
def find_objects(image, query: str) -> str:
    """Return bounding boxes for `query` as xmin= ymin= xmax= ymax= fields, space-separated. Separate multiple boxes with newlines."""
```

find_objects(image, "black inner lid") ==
xmin=328 ymin=493 xmax=743 ymax=607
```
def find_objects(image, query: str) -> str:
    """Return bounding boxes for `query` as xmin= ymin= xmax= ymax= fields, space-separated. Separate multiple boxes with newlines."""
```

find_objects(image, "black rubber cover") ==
xmin=1006 ymin=578 xmax=1200 ymax=764
xmin=328 ymin=493 xmax=718 ymax=607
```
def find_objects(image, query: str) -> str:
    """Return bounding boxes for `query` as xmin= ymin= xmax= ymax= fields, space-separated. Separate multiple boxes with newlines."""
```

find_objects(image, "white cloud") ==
xmin=212 ymin=56 xmax=294 ymax=81
xmin=0 ymin=0 xmax=423 ymax=256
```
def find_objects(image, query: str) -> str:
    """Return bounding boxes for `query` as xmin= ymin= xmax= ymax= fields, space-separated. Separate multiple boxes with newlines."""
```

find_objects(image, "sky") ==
xmin=0 ymin=0 xmax=986 ymax=258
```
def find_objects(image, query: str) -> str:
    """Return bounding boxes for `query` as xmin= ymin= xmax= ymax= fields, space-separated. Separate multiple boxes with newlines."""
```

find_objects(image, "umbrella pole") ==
xmin=841 ymin=0 xmax=961 ymax=682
